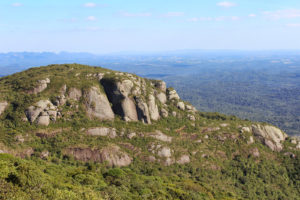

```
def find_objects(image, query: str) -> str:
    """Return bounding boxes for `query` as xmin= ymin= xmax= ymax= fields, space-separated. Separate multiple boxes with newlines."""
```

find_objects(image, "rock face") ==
xmin=64 ymin=145 xmax=132 ymax=167
xmin=25 ymin=100 xmax=57 ymax=126
xmin=148 ymin=94 xmax=160 ymax=121
xmin=101 ymin=77 xmax=163 ymax=123
xmin=177 ymin=102 xmax=185 ymax=110
xmin=135 ymin=97 xmax=151 ymax=124
xmin=28 ymin=78 xmax=50 ymax=94
xmin=68 ymin=88 xmax=82 ymax=101
xmin=252 ymin=124 xmax=288 ymax=151
xmin=154 ymin=81 xmax=167 ymax=92
xmin=122 ymin=97 xmax=138 ymax=122
xmin=55 ymin=95 xmax=66 ymax=106
xmin=86 ymin=127 xmax=117 ymax=138
xmin=101 ymin=79 xmax=138 ymax=122
xmin=167 ymin=89 xmax=180 ymax=100
xmin=156 ymin=92 xmax=167 ymax=104
xmin=54 ymin=85 xmax=67 ymax=106
xmin=36 ymin=114 xmax=50 ymax=126
xmin=18 ymin=67 xmax=197 ymax=126
xmin=100 ymin=145 xmax=132 ymax=167
xmin=85 ymin=86 xmax=115 ymax=121
xmin=160 ymin=108 xmax=168 ymax=118
xmin=0 ymin=101 xmax=8 ymax=116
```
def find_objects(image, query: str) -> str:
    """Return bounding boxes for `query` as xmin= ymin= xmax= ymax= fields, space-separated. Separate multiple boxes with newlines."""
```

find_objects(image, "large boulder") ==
xmin=154 ymin=80 xmax=167 ymax=92
xmin=157 ymin=146 xmax=174 ymax=166
xmin=186 ymin=105 xmax=197 ymax=112
xmin=167 ymin=88 xmax=180 ymax=100
xmin=86 ymin=127 xmax=117 ymax=138
xmin=85 ymin=86 xmax=115 ymax=121
xmin=157 ymin=147 xmax=172 ymax=158
xmin=54 ymin=85 xmax=67 ymax=106
xmin=122 ymin=97 xmax=138 ymax=121
xmin=26 ymin=100 xmax=52 ymax=122
xmin=36 ymin=114 xmax=50 ymax=126
xmin=0 ymin=101 xmax=8 ymax=116
xmin=100 ymin=145 xmax=132 ymax=167
xmin=68 ymin=88 xmax=82 ymax=101
xmin=28 ymin=78 xmax=50 ymax=94
xmin=187 ymin=114 xmax=196 ymax=121
xmin=135 ymin=97 xmax=151 ymax=124
xmin=148 ymin=94 xmax=160 ymax=121
xmin=177 ymin=102 xmax=185 ymax=110
xmin=25 ymin=100 xmax=57 ymax=126
xmin=156 ymin=92 xmax=167 ymax=104
xmin=64 ymin=145 xmax=132 ymax=167
xmin=252 ymin=124 xmax=288 ymax=151
xmin=55 ymin=95 xmax=67 ymax=106
xmin=148 ymin=130 xmax=172 ymax=142
xmin=160 ymin=108 xmax=169 ymax=118
xmin=177 ymin=155 xmax=190 ymax=164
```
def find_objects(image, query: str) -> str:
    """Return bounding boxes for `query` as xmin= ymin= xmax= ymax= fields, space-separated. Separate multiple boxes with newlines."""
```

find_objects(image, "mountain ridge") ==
xmin=0 ymin=64 xmax=300 ymax=199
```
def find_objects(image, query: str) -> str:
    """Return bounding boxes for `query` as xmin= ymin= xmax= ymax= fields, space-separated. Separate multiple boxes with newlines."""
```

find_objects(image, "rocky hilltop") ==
xmin=0 ymin=64 xmax=299 ymax=200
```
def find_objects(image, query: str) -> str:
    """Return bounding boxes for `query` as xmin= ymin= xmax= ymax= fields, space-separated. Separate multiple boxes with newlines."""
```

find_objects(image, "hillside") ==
xmin=2 ymin=52 xmax=300 ymax=136
xmin=0 ymin=64 xmax=300 ymax=200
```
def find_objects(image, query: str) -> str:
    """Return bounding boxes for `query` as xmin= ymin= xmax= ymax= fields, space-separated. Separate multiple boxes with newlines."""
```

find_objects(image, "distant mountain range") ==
xmin=1 ymin=50 xmax=300 ymax=76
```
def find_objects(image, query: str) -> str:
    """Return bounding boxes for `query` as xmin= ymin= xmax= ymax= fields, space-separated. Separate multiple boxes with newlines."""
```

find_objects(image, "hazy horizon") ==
xmin=2 ymin=49 xmax=300 ymax=55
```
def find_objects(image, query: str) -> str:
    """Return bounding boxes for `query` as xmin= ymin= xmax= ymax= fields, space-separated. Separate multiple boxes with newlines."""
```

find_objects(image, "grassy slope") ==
xmin=0 ymin=64 xmax=299 ymax=200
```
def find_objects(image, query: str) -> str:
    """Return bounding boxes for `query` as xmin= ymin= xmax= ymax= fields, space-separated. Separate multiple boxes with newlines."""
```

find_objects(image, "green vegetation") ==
xmin=0 ymin=64 xmax=299 ymax=199
xmin=165 ymin=65 xmax=300 ymax=136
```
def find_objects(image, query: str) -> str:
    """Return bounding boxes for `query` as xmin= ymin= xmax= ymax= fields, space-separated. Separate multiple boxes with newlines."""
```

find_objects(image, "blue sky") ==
xmin=1 ymin=0 xmax=300 ymax=53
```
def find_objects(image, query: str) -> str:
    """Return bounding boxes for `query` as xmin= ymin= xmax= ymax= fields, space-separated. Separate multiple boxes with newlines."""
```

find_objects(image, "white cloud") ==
xmin=84 ymin=2 xmax=97 ymax=8
xmin=121 ymin=12 xmax=152 ymax=17
xmin=248 ymin=14 xmax=256 ymax=17
xmin=87 ymin=16 xmax=97 ymax=21
xmin=217 ymin=2 xmax=236 ymax=8
xmin=286 ymin=23 xmax=300 ymax=27
xmin=163 ymin=12 xmax=185 ymax=17
xmin=263 ymin=9 xmax=300 ymax=20
xmin=12 ymin=3 xmax=23 ymax=7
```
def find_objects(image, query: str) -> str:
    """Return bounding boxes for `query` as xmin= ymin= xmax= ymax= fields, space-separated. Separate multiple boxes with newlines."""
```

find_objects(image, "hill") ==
xmin=2 ymin=51 xmax=300 ymax=136
xmin=0 ymin=64 xmax=300 ymax=200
